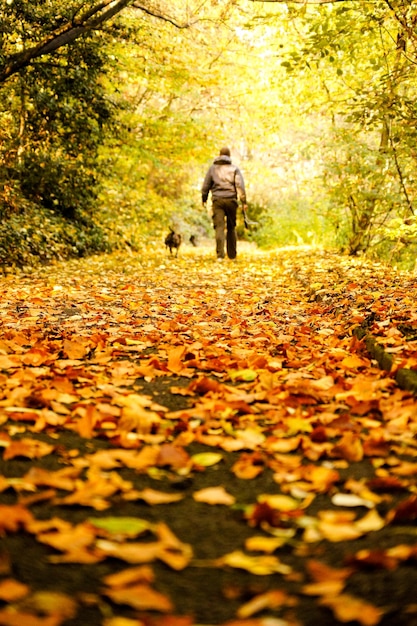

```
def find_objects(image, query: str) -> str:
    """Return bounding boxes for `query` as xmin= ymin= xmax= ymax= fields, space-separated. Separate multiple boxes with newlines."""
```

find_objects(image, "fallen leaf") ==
xmin=237 ymin=589 xmax=292 ymax=618
xmin=218 ymin=550 xmax=292 ymax=575
xmin=191 ymin=451 xmax=223 ymax=467
xmin=102 ymin=565 xmax=155 ymax=588
xmin=302 ymin=580 xmax=345 ymax=596
xmin=87 ymin=517 xmax=153 ymax=538
xmin=319 ymin=593 xmax=383 ymax=625
xmin=0 ymin=505 xmax=34 ymax=534
xmin=331 ymin=493 xmax=374 ymax=508
xmin=193 ymin=486 xmax=236 ymax=506
xmin=244 ymin=536 xmax=289 ymax=553
xmin=124 ymin=488 xmax=184 ymax=505
xmin=0 ymin=578 xmax=30 ymax=602
xmin=103 ymin=583 xmax=173 ymax=612
xmin=3 ymin=439 xmax=55 ymax=461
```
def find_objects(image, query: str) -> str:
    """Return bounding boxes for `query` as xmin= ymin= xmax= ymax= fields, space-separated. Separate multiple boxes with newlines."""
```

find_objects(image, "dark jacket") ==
xmin=201 ymin=155 xmax=246 ymax=204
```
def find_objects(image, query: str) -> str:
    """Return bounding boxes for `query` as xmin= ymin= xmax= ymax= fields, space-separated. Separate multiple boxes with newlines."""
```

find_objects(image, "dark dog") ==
xmin=165 ymin=228 xmax=182 ymax=257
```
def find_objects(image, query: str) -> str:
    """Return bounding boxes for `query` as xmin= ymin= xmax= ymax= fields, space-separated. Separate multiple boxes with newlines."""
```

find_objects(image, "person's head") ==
xmin=219 ymin=146 xmax=231 ymax=157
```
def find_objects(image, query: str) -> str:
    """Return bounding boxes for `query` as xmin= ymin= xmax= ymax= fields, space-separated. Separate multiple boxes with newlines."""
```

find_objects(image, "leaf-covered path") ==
xmin=2 ymin=245 xmax=417 ymax=626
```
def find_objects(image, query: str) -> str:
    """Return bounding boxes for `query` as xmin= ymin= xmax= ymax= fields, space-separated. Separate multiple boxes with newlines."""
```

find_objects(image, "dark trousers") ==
xmin=212 ymin=197 xmax=238 ymax=259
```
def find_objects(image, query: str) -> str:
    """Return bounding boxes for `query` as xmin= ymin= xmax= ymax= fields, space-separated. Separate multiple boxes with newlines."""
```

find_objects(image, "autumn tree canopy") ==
xmin=1 ymin=0 xmax=417 ymax=266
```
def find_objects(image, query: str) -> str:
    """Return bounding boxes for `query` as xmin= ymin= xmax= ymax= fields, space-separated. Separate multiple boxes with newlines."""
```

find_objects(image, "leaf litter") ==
xmin=1 ymin=247 xmax=417 ymax=625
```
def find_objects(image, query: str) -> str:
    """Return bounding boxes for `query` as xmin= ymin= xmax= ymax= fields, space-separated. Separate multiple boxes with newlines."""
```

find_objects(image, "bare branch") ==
xmin=132 ymin=3 xmax=193 ymax=28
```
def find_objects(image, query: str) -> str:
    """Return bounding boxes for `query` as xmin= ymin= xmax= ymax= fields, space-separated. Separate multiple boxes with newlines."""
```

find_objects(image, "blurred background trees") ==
xmin=1 ymin=0 xmax=417 ymax=268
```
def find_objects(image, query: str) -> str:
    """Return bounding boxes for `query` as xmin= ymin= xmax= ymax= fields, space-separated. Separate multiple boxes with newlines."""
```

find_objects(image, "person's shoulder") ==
xmin=214 ymin=156 xmax=232 ymax=165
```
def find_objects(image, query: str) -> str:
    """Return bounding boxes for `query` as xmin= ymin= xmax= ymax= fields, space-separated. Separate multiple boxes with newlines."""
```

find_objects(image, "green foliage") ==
xmin=0 ymin=201 xmax=110 ymax=269
xmin=0 ymin=2 xmax=120 ymax=264
xmin=8 ymin=36 xmax=113 ymax=214
xmin=369 ymin=216 xmax=417 ymax=270
xmin=2 ymin=0 xmax=417 ymax=267
xmin=248 ymin=196 xmax=327 ymax=250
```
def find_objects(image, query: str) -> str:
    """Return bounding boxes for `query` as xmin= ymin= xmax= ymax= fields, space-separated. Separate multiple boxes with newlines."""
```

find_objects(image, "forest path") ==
xmin=1 ymin=245 xmax=417 ymax=626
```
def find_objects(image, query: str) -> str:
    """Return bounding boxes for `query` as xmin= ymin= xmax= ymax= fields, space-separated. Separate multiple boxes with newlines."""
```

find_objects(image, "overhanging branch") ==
xmin=132 ymin=2 xmax=193 ymax=28
xmin=0 ymin=0 xmax=134 ymax=83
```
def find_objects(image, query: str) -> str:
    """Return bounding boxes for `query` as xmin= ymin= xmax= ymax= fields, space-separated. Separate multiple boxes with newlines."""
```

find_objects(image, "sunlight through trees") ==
xmin=1 ymin=1 xmax=417 ymax=267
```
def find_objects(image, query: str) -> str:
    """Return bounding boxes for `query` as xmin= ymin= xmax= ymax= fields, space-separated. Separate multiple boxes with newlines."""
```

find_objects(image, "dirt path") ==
xmin=1 ymin=246 xmax=417 ymax=626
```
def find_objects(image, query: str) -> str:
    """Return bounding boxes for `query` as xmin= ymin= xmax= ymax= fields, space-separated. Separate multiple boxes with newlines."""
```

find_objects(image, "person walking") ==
xmin=201 ymin=147 xmax=247 ymax=261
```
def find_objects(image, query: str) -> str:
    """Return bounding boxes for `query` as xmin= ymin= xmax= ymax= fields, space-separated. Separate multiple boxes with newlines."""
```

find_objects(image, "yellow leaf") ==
xmin=318 ymin=520 xmax=363 ymax=542
xmin=218 ymin=550 xmax=292 ymax=575
xmin=245 ymin=536 xmax=288 ymax=553
xmin=355 ymin=509 xmax=385 ymax=533
xmin=230 ymin=368 xmax=258 ymax=382
xmin=258 ymin=493 xmax=300 ymax=511
xmin=286 ymin=417 xmax=313 ymax=435
xmin=340 ymin=355 xmax=369 ymax=369
xmin=191 ymin=452 xmax=223 ymax=467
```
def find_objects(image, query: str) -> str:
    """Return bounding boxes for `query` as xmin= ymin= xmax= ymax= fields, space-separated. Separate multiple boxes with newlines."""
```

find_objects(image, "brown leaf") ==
xmin=306 ymin=559 xmax=353 ymax=583
xmin=387 ymin=495 xmax=417 ymax=523
xmin=345 ymin=548 xmax=398 ymax=571
xmin=331 ymin=431 xmax=364 ymax=462
xmin=156 ymin=443 xmax=190 ymax=470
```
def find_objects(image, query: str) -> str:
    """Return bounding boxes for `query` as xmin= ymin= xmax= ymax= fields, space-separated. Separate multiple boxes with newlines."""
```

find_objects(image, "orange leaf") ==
xmin=0 ymin=611 xmax=59 ymax=626
xmin=237 ymin=589 xmax=291 ymax=618
xmin=102 ymin=565 xmax=155 ymax=588
xmin=63 ymin=339 xmax=88 ymax=360
xmin=103 ymin=583 xmax=173 ymax=612
xmin=3 ymin=439 xmax=55 ymax=461
xmin=331 ymin=432 xmax=364 ymax=462
xmin=0 ymin=505 xmax=34 ymax=534
xmin=193 ymin=486 xmax=236 ymax=506
xmin=0 ymin=578 xmax=30 ymax=602
xmin=167 ymin=345 xmax=186 ymax=373
xmin=124 ymin=488 xmax=184 ymax=505
xmin=306 ymin=559 xmax=353 ymax=583
xmin=319 ymin=593 xmax=383 ymax=625
xmin=340 ymin=355 xmax=369 ymax=369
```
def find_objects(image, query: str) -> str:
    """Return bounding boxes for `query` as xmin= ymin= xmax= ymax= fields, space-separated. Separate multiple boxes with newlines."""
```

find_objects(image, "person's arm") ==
xmin=201 ymin=167 xmax=213 ymax=206
xmin=234 ymin=168 xmax=247 ymax=206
